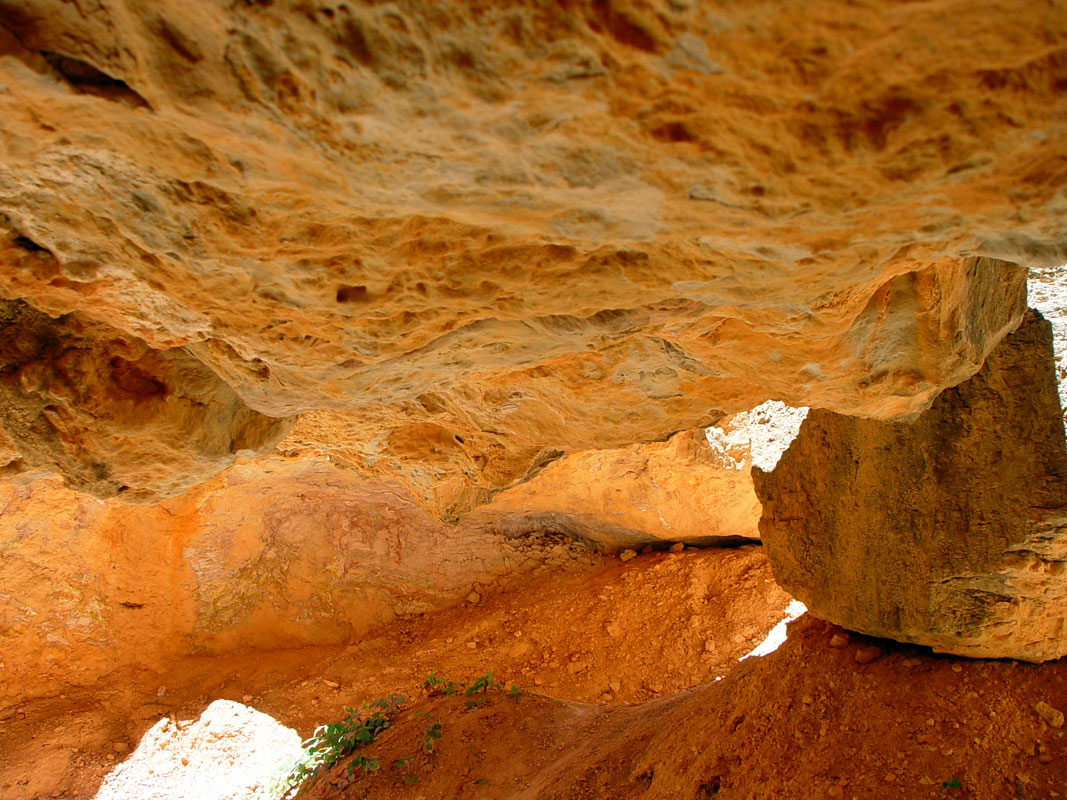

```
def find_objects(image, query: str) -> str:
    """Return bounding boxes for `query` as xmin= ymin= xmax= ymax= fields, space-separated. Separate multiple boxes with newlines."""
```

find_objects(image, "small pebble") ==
xmin=854 ymin=646 xmax=882 ymax=665
xmin=829 ymin=633 xmax=849 ymax=649
xmin=670 ymin=542 xmax=685 ymax=553
xmin=619 ymin=550 xmax=637 ymax=562
xmin=1036 ymin=701 xmax=1065 ymax=729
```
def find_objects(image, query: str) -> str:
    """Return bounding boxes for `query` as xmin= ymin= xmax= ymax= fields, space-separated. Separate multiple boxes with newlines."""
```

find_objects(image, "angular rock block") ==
xmin=755 ymin=311 xmax=1067 ymax=661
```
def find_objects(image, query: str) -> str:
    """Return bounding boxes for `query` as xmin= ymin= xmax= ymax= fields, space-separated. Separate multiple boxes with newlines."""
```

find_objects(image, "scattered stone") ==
xmin=113 ymin=742 xmax=128 ymax=754
xmin=854 ymin=645 xmax=882 ymax=665
xmin=322 ymin=679 xmax=339 ymax=689
xmin=606 ymin=623 xmax=623 ymax=638
xmin=467 ymin=591 xmax=481 ymax=605
xmin=619 ymin=550 xmax=637 ymax=562
xmin=828 ymin=633 xmax=849 ymax=649
xmin=1036 ymin=701 xmax=1065 ymax=729
xmin=670 ymin=542 xmax=685 ymax=553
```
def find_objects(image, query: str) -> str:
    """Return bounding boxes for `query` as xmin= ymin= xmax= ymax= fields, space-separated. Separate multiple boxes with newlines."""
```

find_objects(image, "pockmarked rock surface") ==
xmin=0 ymin=0 xmax=1058 ymax=504
xmin=755 ymin=310 xmax=1067 ymax=661
xmin=0 ymin=300 xmax=292 ymax=501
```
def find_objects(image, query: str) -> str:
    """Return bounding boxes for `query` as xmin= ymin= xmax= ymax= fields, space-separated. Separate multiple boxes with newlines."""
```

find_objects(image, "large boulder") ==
xmin=755 ymin=310 xmax=1067 ymax=661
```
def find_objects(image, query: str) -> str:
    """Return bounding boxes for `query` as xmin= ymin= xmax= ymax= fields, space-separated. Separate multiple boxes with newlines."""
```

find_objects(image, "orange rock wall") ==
xmin=0 ymin=0 xmax=1060 ymax=505
xmin=0 ymin=462 xmax=559 ymax=709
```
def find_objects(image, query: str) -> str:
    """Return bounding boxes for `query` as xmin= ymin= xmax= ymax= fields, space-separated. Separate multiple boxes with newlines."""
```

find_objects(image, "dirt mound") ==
xmin=298 ymin=616 xmax=1067 ymax=800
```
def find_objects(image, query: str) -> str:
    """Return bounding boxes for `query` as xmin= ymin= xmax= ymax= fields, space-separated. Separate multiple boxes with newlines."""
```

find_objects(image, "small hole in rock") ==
xmin=336 ymin=284 xmax=368 ymax=303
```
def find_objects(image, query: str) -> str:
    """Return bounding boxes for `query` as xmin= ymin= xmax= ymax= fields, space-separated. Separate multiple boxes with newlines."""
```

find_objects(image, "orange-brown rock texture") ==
xmin=0 ymin=457 xmax=598 ymax=709
xmin=755 ymin=310 xmax=1067 ymax=662
xmin=0 ymin=0 xmax=1061 ymax=506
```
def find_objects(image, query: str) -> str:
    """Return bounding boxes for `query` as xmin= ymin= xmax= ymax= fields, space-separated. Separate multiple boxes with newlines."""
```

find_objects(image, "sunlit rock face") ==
xmin=466 ymin=428 xmax=763 ymax=550
xmin=755 ymin=311 xmax=1067 ymax=662
xmin=0 ymin=0 xmax=1059 ymax=505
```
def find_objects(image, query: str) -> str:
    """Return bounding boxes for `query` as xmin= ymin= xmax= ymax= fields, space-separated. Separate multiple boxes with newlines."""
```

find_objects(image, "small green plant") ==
xmin=942 ymin=778 xmax=963 ymax=790
xmin=423 ymin=672 xmax=461 ymax=696
xmin=465 ymin=671 xmax=502 ymax=695
xmin=347 ymin=754 xmax=379 ymax=776
xmin=267 ymin=694 xmax=404 ymax=797
xmin=423 ymin=720 xmax=443 ymax=752
xmin=508 ymin=683 xmax=522 ymax=699
xmin=404 ymin=776 xmax=420 ymax=785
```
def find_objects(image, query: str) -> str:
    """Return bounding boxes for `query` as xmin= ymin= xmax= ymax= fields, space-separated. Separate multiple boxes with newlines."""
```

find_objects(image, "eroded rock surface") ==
xmin=0 ymin=0 xmax=1058 ymax=503
xmin=0 ymin=300 xmax=292 ymax=500
xmin=755 ymin=311 xmax=1067 ymax=661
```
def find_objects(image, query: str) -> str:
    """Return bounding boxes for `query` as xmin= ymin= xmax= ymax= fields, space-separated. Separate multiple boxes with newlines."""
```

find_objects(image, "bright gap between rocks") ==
xmin=738 ymin=600 xmax=808 ymax=662
xmin=1029 ymin=265 xmax=1067 ymax=417
xmin=705 ymin=400 xmax=809 ymax=472
xmin=93 ymin=700 xmax=302 ymax=800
